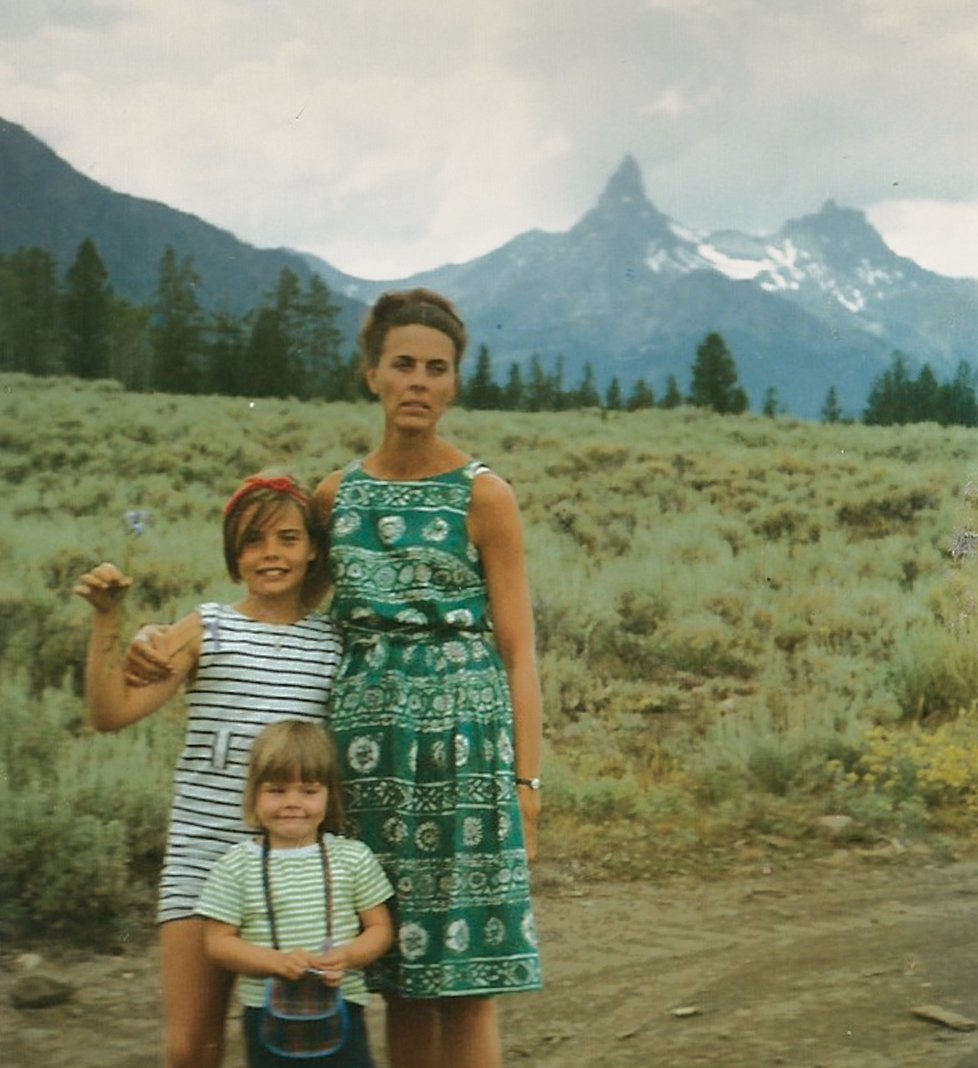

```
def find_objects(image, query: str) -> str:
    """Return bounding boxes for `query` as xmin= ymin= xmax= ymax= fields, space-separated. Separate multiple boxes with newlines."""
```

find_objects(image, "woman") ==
xmin=315 ymin=289 xmax=542 ymax=1068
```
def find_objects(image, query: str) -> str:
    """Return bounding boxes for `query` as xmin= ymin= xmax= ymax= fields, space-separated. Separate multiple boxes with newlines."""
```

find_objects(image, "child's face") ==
xmin=256 ymin=779 xmax=328 ymax=848
xmin=236 ymin=502 xmax=316 ymax=599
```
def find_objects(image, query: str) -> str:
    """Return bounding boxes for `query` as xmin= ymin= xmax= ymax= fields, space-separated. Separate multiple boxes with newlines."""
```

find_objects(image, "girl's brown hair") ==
xmin=242 ymin=720 xmax=345 ymax=835
xmin=358 ymin=288 xmax=468 ymax=373
xmin=222 ymin=472 xmax=329 ymax=607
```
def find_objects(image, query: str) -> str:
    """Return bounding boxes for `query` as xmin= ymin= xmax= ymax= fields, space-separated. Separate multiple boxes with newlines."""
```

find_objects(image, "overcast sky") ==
xmin=3 ymin=0 xmax=977 ymax=280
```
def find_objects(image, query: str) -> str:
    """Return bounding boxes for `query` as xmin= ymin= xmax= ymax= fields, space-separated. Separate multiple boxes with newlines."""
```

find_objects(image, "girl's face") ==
xmin=366 ymin=324 xmax=458 ymax=432
xmin=256 ymin=779 xmax=328 ymax=848
xmin=236 ymin=502 xmax=316 ymax=599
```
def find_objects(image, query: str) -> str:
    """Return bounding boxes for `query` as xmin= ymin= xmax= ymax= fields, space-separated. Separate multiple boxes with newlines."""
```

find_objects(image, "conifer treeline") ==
xmin=2 ymin=239 xmax=976 ymax=425
xmin=0 ymin=241 xmax=352 ymax=400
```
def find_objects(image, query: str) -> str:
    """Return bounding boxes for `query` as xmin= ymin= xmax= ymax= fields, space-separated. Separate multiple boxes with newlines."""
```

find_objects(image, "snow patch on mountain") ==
xmin=696 ymin=243 xmax=766 ymax=281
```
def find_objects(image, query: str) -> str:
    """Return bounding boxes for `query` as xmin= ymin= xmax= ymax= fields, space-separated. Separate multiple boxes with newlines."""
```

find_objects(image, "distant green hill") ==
xmin=0 ymin=116 xmax=365 ymax=334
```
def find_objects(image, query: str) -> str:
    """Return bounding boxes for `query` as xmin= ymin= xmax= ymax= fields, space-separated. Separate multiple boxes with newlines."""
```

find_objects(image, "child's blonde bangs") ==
xmin=243 ymin=720 xmax=345 ymax=833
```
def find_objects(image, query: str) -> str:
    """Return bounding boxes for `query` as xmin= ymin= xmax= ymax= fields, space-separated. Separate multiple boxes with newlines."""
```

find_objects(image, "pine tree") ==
xmin=937 ymin=362 xmax=978 ymax=427
xmin=240 ymin=268 xmax=304 ymax=398
xmin=821 ymin=385 xmax=842 ymax=424
xmin=863 ymin=352 xmax=912 ymax=425
xmin=463 ymin=344 xmax=501 ymax=409
xmin=299 ymin=275 xmax=345 ymax=400
xmin=206 ymin=310 xmax=248 ymax=396
xmin=63 ymin=238 xmax=111 ymax=379
xmin=151 ymin=246 xmax=205 ymax=394
xmin=0 ymin=248 xmax=63 ymax=374
xmin=107 ymin=298 xmax=152 ymax=391
xmin=659 ymin=374 xmax=682 ymax=409
xmin=574 ymin=362 xmax=602 ymax=408
xmin=626 ymin=377 xmax=655 ymax=411
xmin=526 ymin=354 xmax=551 ymax=412
xmin=762 ymin=386 xmax=779 ymax=418
xmin=273 ymin=267 xmax=305 ymax=397
xmin=243 ymin=307 xmax=289 ymax=398
xmin=688 ymin=332 xmax=748 ymax=414
xmin=502 ymin=362 xmax=525 ymax=410
xmin=605 ymin=375 xmax=623 ymax=411
xmin=551 ymin=355 xmax=567 ymax=411
xmin=911 ymin=364 xmax=940 ymax=422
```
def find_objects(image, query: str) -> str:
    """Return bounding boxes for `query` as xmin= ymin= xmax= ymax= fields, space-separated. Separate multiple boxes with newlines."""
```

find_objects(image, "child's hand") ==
xmin=73 ymin=563 xmax=132 ymax=613
xmin=124 ymin=625 xmax=175 ymax=685
xmin=276 ymin=948 xmax=323 ymax=980
xmin=312 ymin=947 xmax=348 ymax=987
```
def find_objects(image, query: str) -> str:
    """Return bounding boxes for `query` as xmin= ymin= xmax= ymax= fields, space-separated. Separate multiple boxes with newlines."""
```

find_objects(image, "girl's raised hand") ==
xmin=73 ymin=562 xmax=132 ymax=614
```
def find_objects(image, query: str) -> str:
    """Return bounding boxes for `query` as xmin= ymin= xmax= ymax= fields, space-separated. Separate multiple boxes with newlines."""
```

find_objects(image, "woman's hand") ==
xmin=517 ymin=785 xmax=541 ymax=864
xmin=73 ymin=562 xmax=132 ymax=614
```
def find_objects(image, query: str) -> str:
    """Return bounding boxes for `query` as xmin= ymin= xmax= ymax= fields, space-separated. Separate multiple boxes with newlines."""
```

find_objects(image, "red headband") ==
xmin=223 ymin=476 xmax=309 ymax=518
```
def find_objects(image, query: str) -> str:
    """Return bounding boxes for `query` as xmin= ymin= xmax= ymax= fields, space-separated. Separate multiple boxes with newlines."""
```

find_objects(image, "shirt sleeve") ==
xmin=351 ymin=841 xmax=395 ymax=912
xmin=194 ymin=844 xmax=246 ymax=926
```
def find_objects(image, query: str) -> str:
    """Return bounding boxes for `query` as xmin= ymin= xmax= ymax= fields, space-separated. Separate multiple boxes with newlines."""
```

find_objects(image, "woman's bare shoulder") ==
xmin=471 ymin=467 xmax=517 ymax=509
xmin=314 ymin=468 xmax=344 ymax=497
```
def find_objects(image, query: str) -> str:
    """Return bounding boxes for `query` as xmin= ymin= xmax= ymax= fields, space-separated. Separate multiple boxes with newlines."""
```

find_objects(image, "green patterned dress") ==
xmin=327 ymin=459 xmax=542 ymax=999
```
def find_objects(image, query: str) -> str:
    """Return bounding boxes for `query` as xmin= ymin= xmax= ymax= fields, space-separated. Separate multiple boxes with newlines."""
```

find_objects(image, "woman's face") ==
xmin=367 ymin=323 xmax=458 ymax=431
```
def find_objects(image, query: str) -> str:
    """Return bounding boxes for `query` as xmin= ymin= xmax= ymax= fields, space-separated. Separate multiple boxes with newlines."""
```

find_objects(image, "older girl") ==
xmin=76 ymin=474 xmax=342 ymax=1068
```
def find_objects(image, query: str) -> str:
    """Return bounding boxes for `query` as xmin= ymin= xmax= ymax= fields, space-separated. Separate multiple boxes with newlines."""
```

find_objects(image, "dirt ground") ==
xmin=5 ymin=850 xmax=978 ymax=1068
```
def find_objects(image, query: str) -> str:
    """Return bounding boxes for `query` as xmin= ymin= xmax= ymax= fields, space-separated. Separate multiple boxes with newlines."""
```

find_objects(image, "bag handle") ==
xmin=261 ymin=833 xmax=333 ymax=952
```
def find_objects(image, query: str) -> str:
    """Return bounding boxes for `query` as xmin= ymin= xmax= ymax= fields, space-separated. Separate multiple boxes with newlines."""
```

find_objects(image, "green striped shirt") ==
xmin=196 ymin=834 xmax=393 ymax=1007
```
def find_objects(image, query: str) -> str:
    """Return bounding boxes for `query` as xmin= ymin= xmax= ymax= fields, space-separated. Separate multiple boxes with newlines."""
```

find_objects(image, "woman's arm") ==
xmin=469 ymin=473 xmax=543 ymax=862
xmin=74 ymin=563 xmax=199 ymax=730
xmin=312 ymin=469 xmax=342 ymax=528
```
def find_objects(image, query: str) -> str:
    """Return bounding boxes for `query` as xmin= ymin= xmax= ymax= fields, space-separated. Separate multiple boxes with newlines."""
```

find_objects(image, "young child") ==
xmin=196 ymin=719 xmax=394 ymax=1068
xmin=74 ymin=473 xmax=343 ymax=1068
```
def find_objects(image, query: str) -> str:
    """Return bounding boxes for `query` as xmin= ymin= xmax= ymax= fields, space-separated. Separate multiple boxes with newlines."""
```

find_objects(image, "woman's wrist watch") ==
xmin=516 ymin=776 xmax=541 ymax=790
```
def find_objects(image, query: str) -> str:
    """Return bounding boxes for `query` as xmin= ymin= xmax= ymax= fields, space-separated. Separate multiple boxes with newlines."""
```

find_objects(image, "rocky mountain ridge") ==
xmin=308 ymin=155 xmax=978 ymax=416
xmin=3 ymin=117 xmax=975 ymax=418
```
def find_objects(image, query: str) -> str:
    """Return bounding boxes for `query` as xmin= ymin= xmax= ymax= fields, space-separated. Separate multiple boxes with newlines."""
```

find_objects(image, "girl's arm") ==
xmin=203 ymin=920 xmax=326 ymax=981
xmin=204 ymin=905 xmax=392 ymax=985
xmin=469 ymin=474 xmax=543 ymax=862
xmin=74 ymin=563 xmax=199 ymax=730
xmin=316 ymin=902 xmax=394 ymax=986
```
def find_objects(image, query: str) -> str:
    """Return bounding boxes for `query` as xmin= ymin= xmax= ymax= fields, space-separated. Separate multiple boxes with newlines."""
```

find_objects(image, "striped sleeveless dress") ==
xmin=157 ymin=603 xmax=343 ymax=923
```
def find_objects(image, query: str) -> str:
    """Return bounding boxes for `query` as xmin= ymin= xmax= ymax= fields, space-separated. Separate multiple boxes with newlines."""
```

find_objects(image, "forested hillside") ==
xmin=3 ymin=241 xmax=977 ymax=427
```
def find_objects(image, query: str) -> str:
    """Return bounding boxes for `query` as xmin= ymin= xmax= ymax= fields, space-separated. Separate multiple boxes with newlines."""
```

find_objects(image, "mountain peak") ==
xmin=600 ymin=154 xmax=647 ymax=204
xmin=573 ymin=154 xmax=674 ymax=251
xmin=780 ymin=199 xmax=892 ymax=261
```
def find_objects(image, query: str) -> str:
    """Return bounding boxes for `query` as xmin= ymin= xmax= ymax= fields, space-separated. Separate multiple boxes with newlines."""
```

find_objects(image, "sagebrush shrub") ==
xmin=2 ymin=373 xmax=976 ymax=923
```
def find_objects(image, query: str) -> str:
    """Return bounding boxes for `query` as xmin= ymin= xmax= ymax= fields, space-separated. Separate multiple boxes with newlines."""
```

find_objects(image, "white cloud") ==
xmin=1 ymin=0 xmax=977 ymax=278
xmin=868 ymin=200 xmax=978 ymax=280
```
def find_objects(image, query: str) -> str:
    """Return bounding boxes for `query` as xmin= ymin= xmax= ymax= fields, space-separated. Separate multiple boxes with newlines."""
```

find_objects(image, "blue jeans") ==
xmin=242 ymin=1003 xmax=375 ymax=1068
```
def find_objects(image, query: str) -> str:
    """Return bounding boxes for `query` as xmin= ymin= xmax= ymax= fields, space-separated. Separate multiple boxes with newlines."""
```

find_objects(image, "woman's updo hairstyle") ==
xmin=358 ymin=288 xmax=468 ymax=373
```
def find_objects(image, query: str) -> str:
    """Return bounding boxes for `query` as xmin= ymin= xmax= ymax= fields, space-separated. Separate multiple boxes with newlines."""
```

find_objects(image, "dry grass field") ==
xmin=0 ymin=372 xmax=976 ymax=937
